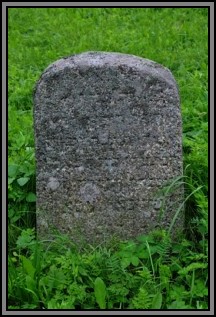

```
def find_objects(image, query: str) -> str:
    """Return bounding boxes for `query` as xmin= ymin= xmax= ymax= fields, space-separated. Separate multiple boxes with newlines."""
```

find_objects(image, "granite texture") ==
xmin=34 ymin=51 xmax=183 ymax=244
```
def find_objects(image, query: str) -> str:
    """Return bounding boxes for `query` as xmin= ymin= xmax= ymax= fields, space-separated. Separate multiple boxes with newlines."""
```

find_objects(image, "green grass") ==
xmin=8 ymin=8 xmax=208 ymax=310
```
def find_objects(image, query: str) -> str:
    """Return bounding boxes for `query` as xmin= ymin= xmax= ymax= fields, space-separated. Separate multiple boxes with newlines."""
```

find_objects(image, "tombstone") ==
xmin=33 ymin=51 xmax=183 ymax=245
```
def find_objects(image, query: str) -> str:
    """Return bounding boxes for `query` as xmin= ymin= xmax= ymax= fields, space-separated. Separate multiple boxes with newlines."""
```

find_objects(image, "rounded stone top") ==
xmin=38 ymin=51 xmax=177 ymax=89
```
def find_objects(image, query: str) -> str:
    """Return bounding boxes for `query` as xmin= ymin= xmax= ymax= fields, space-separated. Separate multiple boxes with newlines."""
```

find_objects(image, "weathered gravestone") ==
xmin=34 ymin=51 xmax=183 ymax=244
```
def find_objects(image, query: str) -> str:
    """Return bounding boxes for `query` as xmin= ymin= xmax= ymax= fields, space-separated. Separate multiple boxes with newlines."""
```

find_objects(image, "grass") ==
xmin=8 ymin=8 xmax=208 ymax=310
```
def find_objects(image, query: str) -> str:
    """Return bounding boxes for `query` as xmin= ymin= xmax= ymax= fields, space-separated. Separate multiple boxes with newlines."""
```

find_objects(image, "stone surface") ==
xmin=33 ymin=51 xmax=183 ymax=244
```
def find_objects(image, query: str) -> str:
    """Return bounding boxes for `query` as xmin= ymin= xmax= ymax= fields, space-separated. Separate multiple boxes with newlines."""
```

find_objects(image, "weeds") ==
xmin=8 ymin=228 xmax=208 ymax=309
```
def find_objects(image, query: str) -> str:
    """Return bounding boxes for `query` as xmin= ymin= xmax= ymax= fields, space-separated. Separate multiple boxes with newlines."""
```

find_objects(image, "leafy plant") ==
xmin=94 ymin=277 xmax=107 ymax=309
